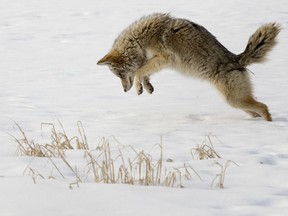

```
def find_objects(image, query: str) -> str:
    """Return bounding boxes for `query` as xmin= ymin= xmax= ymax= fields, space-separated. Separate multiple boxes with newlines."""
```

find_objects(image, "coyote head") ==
xmin=97 ymin=50 xmax=136 ymax=92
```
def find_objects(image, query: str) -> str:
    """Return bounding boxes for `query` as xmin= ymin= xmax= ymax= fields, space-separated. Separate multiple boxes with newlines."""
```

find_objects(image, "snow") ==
xmin=1 ymin=0 xmax=288 ymax=215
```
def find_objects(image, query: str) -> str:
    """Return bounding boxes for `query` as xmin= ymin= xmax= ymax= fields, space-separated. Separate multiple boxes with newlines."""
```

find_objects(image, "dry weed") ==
xmin=23 ymin=166 xmax=45 ymax=184
xmin=211 ymin=160 xmax=239 ymax=189
xmin=11 ymin=123 xmax=201 ymax=188
xmin=12 ymin=121 xmax=89 ymax=158
xmin=192 ymin=135 xmax=221 ymax=160
xmin=85 ymin=137 xmax=199 ymax=187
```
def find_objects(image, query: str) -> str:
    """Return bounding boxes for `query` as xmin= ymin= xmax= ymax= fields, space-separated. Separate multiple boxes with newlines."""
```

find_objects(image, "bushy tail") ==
xmin=238 ymin=23 xmax=281 ymax=67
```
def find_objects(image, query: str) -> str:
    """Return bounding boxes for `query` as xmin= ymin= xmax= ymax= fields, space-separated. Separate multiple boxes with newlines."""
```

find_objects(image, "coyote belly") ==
xmin=97 ymin=13 xmax=280 ymax=121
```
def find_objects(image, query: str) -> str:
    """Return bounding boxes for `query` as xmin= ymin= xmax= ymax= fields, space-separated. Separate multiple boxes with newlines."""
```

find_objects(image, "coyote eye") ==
xmin=116 ymin=72 xmax=124 ymax=79
xmin=110 ymin=66 xmax=125 ymax=79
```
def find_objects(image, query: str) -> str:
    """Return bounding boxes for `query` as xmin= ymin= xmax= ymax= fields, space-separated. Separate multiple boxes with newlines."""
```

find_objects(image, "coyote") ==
xmin=97 ymin=13 xmax=280 ymax=121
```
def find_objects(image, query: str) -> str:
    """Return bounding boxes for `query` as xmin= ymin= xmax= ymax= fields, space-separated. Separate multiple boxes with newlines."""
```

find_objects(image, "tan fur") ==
xmin=97 ymin=13 xmax=280 ymax=121
xmin=97 ymin=51 xmax=123 ymax=66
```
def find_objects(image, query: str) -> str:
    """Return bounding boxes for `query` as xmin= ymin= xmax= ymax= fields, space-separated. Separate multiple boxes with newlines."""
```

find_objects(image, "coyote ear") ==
xmin=97 ymin=54 xmax=111 ymax=65
xmin=97 ymin=51 xmax=121 ymax=66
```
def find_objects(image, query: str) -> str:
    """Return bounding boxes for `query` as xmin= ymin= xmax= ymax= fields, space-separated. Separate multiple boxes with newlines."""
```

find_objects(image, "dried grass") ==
xmin=11 ymin=121 xmax=89 ymax=158
xmin=84 ymin=137 xmax=202 ymax=187
xmin=23 ymin=166 xmax=45 ymax=184
xmin=12 ymin=123 xmax=202 ymax=188
xmin=192 ymin=135 xmax=221 ymax=160
xmin=211 ymin=160 xmax=239 ymax=189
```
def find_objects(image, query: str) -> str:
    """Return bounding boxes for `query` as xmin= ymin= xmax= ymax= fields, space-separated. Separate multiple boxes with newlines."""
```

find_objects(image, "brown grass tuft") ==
xmin=11 ymin=123 xmax=202 ymax=188
xmin=192 ymin=135 xmax=221 ymax=160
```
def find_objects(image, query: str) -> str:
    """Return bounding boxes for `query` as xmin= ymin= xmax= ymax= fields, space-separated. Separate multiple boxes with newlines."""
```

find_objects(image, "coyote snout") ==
xmin=97 ymin=13 xmax=280 ymax=121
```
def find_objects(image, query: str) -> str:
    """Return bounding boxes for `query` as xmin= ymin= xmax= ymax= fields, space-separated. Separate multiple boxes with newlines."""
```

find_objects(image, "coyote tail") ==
xmin=238 ymin=23 xmax=281 ymax=67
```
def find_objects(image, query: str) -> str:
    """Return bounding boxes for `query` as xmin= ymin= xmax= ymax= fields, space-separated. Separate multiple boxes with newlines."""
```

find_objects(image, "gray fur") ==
xmin=97 ymin=13 xmax=280 ymax=121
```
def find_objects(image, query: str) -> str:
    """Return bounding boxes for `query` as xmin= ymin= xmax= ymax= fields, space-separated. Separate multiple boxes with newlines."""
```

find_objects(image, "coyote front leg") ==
xmin=135 ymin=54 xmax=169 ymax=95
xmin=135 ymin=76 xmax=154 ymax=95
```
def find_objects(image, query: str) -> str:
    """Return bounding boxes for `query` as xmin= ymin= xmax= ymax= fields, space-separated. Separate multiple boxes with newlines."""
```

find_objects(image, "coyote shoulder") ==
xmin=97 ymin=13 xmax=280 ymax=121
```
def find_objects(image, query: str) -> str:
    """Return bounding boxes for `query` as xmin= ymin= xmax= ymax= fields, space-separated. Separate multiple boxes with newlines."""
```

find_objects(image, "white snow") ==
xmin=1 ymin=0 xmax=288 ymax=215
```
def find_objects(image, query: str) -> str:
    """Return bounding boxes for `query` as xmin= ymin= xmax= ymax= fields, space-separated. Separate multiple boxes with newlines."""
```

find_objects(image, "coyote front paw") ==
xmin=144 ymin=82 xmax=154 ymax=94
xmin=137 ymin=83 xmax=143 ymax=95
xmin=143 ymin=78 xmax=154 ymax=94
xmin=135 ymin=76 xmax=154 ymax=95
xmin=135 ymin=77 xmax=143 ymax=95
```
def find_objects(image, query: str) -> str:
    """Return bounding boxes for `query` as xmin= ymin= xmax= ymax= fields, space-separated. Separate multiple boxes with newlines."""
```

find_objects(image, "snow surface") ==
xmin=1 ymin=0 xmax=288 ymax=215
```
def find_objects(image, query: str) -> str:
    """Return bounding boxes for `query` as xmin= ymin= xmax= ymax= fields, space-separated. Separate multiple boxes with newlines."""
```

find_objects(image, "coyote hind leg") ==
xmin=241 ymin=97 xmax=272 ymax=121
xmin=214 ymin=70 xmax=272 ymax=121
xmin=228 ymin=96 xmax=272 ymax=121
xmin=245 ymin=111 xmax=261 ymax=118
